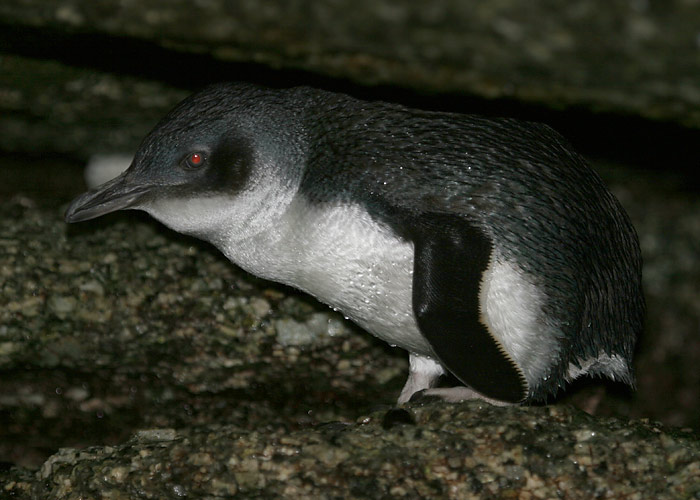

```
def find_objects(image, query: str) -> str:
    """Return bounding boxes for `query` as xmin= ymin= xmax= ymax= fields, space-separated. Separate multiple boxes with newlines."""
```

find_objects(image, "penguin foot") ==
xmin=397 ymin=353 xmax=445 ymax=404
xmin=409 ymin=386 xmax=512 ymax=407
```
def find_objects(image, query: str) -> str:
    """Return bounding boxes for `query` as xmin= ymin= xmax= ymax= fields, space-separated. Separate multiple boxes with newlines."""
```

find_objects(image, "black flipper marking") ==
xmin=412 ymin=216 xmax=528 ymax=403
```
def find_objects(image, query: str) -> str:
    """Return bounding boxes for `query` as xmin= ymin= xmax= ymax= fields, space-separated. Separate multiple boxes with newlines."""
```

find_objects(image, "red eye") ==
xmin=185 ymin=152 xmax=205 ymax=168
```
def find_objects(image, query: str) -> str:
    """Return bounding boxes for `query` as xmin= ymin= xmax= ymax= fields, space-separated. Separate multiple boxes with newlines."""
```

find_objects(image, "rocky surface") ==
xmin=1 ymin=1 xmax=700 ymax=159
xmin=0 ymin=156 xmax=699 ymax=497
xmin=4 ymin=402 xmax=699 ymax=499
xmin=0 ymin=54 xmax=186 ymax=159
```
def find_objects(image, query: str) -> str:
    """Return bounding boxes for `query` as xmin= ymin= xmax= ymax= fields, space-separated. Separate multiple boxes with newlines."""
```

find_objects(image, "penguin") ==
xmin=65 ymin=83 xmax=644 ymax=405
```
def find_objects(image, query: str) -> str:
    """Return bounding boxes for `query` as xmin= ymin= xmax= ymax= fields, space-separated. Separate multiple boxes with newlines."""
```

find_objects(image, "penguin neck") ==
xmin=141 ymin=171 xmax=299 ymax=274
xmin=218 ymin=190 xmax=357 ymax=286
xmin=196 ymin=177 xmax=306 ymax=283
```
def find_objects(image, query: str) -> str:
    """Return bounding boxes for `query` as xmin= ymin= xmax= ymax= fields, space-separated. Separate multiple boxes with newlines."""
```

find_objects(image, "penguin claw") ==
xmin=407 ymin=389 xmax=445 ymax=405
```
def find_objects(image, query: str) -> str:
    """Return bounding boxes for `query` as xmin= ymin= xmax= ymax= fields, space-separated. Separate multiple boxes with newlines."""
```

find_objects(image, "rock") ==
xmin=2 ymin=403 xmax=698 ymax=499
xmin=46 ymin=295 xmax=77 ymax=318
xmin=1 ymin=1 xmax=699 ymax=159
xmin=275 ymin=312 xmax=350 ymax=346
xmin=0 ymin=54 xmax=186 ymax=158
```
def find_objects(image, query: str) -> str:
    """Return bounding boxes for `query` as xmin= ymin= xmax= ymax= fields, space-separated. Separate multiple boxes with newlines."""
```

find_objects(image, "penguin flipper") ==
xmin=411 ymin=216 xmax=528 ymax=403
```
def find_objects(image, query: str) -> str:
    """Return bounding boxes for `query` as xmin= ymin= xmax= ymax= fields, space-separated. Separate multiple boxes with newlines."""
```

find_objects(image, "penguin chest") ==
xmin=238 ymin=199 xmax=432 ymax=355
xmin=293 ymin=203 xmax=431 ymax=354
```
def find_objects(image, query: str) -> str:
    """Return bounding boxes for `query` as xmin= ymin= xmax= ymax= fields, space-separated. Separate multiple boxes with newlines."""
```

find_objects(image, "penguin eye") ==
xmin=183 ymin=152 xmax=206 ymax=170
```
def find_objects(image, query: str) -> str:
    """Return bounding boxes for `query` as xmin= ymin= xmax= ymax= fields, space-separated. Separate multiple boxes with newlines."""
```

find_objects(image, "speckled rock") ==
xmin=3 ymin=403 xmax=699 ymax=499
xmin=0 ymin=54 xmax=187 ymax=158
xmin=1 ymin=0 xmax=700 ymax=159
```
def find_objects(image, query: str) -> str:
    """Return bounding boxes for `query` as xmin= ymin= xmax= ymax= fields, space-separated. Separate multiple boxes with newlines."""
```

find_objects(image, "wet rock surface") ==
xmin=1 ymin=158 xmax=698 ymax=497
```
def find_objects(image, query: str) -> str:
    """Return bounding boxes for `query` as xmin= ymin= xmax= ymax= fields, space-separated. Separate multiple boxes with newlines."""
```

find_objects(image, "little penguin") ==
xmin=65 ymin=83 xmax=644 ymax=405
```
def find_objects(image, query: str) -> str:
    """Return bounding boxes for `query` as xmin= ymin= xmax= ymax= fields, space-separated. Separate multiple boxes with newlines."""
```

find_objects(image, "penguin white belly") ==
xmin=289 ymin=201 xmax=431 ymax=355
xmin=220 ymin=195 xmax=432 ymax=355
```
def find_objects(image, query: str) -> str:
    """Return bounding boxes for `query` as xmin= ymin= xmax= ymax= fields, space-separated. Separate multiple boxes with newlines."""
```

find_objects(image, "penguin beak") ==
xmin=64 ymin=172 xmax=151 ymax=223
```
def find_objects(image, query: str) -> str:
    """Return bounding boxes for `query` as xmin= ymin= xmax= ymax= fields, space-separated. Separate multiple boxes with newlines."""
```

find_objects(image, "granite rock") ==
xmin=3 ymin=402 xmax=698 ymax=499
xmin=1 ymin=0 xmax=700 ymax=158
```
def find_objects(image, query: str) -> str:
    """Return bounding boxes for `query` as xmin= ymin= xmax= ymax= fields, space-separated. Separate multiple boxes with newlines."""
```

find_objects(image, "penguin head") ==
xmin=65 ymin=84 xmax=305 ymax=238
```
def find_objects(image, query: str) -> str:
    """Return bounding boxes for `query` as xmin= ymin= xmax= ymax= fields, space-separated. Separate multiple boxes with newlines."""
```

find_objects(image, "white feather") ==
xmin=479 ymin=254 xmax=560 ymax=385
xmin=567 ymin=353 xmax=629 ymax=381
